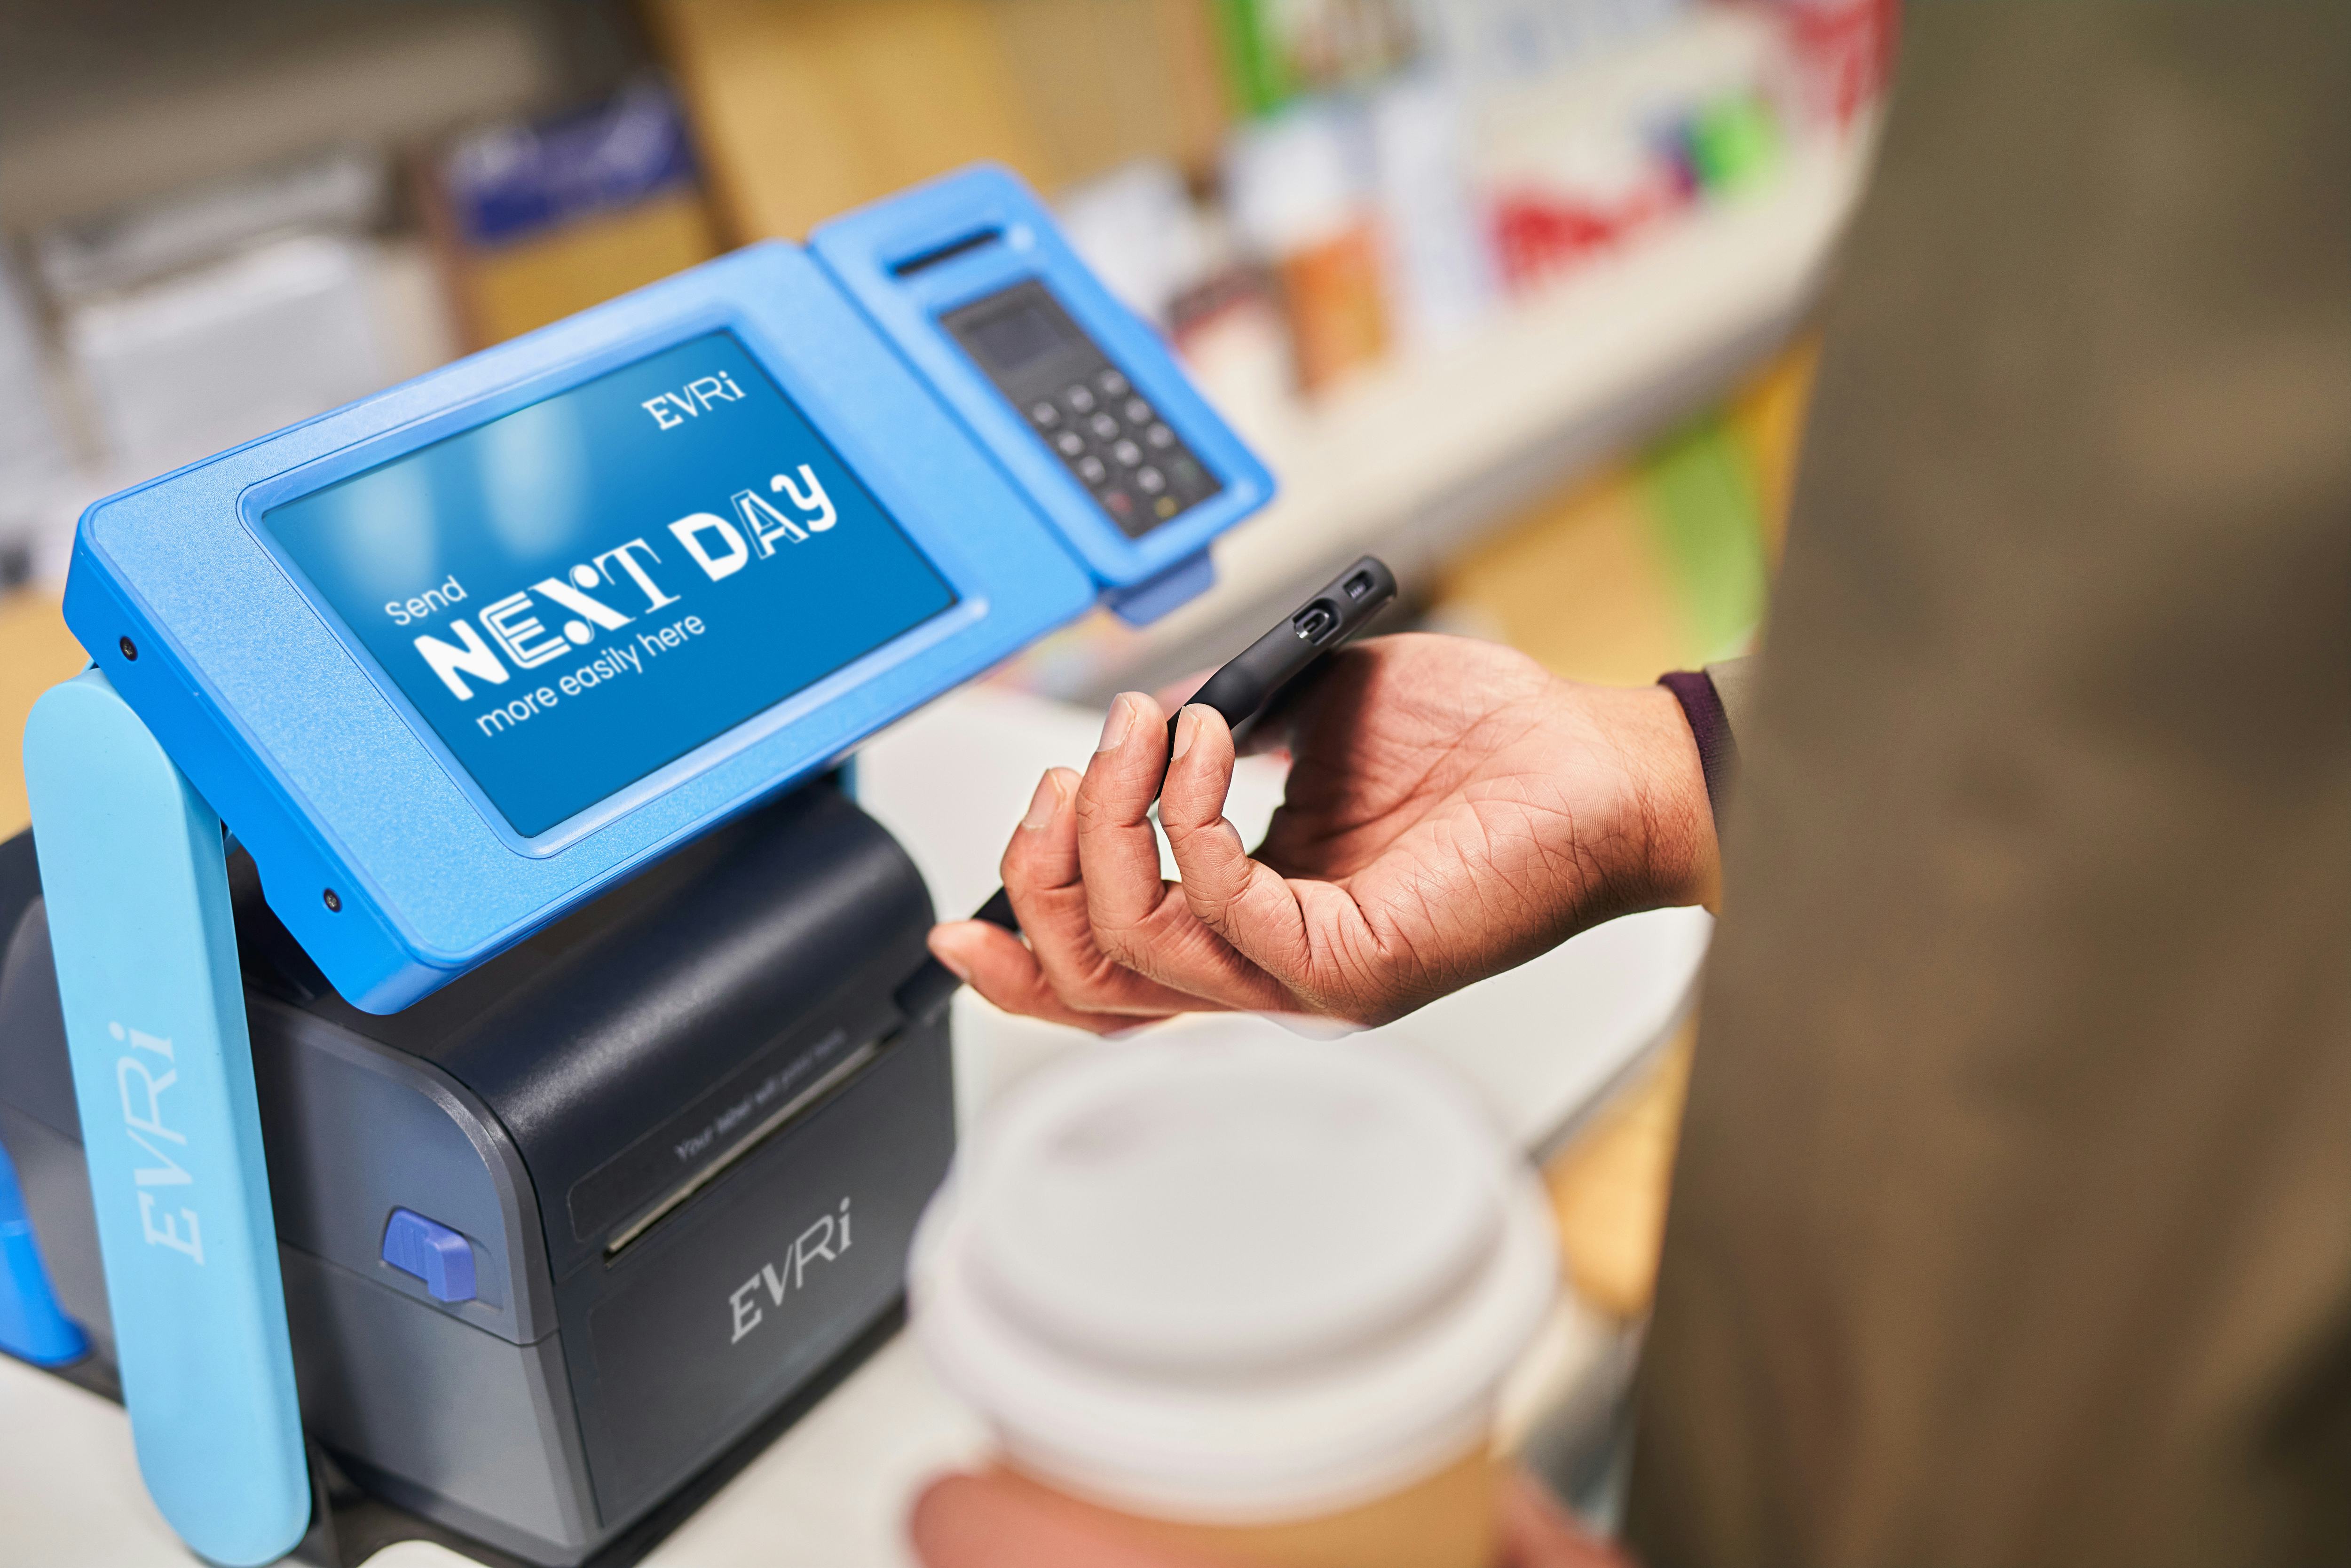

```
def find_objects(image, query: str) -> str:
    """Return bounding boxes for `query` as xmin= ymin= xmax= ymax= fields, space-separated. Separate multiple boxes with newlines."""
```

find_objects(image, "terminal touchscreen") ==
xmin=262 ymin=331 xmax=956 ymax=838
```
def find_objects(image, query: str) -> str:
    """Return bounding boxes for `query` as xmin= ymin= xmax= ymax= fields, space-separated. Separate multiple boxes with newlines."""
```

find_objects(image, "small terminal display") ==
xmin=940 ymin=280 xmax=1222 ymax=539
xmin=263 ymin=331 xmax=956 ymax=837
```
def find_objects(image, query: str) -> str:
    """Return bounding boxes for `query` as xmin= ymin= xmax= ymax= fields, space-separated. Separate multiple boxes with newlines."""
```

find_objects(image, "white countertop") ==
xmin=0 ymin=685 xmax=1707 ymax=1568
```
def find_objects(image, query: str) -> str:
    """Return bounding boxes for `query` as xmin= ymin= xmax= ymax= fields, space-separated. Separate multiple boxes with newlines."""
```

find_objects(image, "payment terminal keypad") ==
xmin=941 ymin=280 xmax=1222 ymax=539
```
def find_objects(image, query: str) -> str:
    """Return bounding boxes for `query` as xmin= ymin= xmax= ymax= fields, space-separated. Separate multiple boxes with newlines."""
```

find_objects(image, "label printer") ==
xmin=0 ymin=166 xmax=1272 ymax=1566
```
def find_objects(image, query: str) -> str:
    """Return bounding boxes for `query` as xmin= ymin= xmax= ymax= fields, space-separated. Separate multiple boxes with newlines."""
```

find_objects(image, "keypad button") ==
xmin=1101 ymin=488 xmax=1135 ymax=520
xmin=1097 ymin=370 xmax=1129 ymax=397
xmin=1065 ymin=384 xmax=1097 ymax=414
xmin=1112 ymin=439 xmax=1142 ymax=467
xmin=1089 ymin=412 xmax=1120 ymax=441
xmin=1136 ymin=465 xmax=1166 ymax=495
xmin=1154 ymin=495 xmax=1179 ymax=520
xmin=1031 ymin=402 xmax=1061 ymax=427
xmin=1056 ymin=431 xmax=1086 ymax=457
xmin=1146 ymin=422 xmax=1176 ymax=449
xmin=1077 ymin=455 xmax=1107 ymax=484
xmin=1124 ymin=398 xmax=1154 ymax=425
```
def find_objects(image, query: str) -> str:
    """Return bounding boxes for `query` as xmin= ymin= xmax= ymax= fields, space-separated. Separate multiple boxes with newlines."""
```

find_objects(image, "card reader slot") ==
xmin=889 ymin=227 xmax=1004 ymax=277
xmin=603 ymin=1036 xmax=885 ymax=1258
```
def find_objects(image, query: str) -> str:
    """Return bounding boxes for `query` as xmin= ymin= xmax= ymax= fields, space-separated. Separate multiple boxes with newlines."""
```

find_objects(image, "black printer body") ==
xmin=0 ymin=780 xmax=955 ymax=1566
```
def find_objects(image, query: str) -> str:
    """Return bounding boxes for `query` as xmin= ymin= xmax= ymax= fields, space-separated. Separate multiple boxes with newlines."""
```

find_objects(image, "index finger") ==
xmin=1073 ymin=693 xmax=1289 ymax=1012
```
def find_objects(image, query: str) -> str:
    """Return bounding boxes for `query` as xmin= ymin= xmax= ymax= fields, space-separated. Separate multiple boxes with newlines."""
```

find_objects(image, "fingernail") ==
xmin=1096 ymin=693 xmax=1138 ymax=753
xmin=927 ymin=931 xmax=970 ymax=981
xmin=1019 ymin=770 xmax=1060 ymax=830
xmin=1170 ymin=704 xmax=1202 ymax=763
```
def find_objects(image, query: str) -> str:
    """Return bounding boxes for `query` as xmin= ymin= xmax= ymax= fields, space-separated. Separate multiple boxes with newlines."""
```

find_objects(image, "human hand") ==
xmin=925 ymin=633 xmax=1716 ymax=1032
xmin=908 ymin=1466 xmax=1635 ymax=1568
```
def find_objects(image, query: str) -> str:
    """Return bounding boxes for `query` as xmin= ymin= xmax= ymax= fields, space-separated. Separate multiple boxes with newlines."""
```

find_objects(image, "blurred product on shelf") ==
xmin=1193 ymin=0 xmax=1809 ymax=394
xmin=1673 ymin=89 xmax=1781 ymax=194
xmin=1225 ymin=102 xmax=1391 ymax=391
xmin=1054 ymin=160 xmax=1311 ymax=454
xmin=1214 ymin=0 xmax=1423 ymax=116
xmin=0 ymin=262 xmax=63 ymax=587
xmin=1054 ymin=160 xmax=1215 ymax=329
xmin=1165 ymin=267 xmax=1302 ymax=458
xmin=1424 ymin=0 xmax=1710 ymax=90
xmin=422 ymin=77 xmax=721 ymax=347
xmin=7 ymin=145 xmax=460 ymax=580
xmin=32 ymin=148 xmax=386 ymax=303
xmin=1367 ymin=73 xmax=1499 ymax=351
xmin=1468 ymin=5 xmax=1787 ymax=292
xmin=35 ymin=150 xmax=404 ymax=483
xmin=1776 ymin=0 xmax=1899 ymax=130
xmin=59 ymin=235 xmax=387 ymax=482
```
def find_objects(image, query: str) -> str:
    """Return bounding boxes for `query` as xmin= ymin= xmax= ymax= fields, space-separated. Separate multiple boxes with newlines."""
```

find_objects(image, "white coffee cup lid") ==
xmin=910 ymin=1032 xmax=1559 ymax=1522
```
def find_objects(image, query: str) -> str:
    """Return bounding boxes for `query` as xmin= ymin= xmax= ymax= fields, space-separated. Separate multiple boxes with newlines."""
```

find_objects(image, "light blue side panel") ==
xmin=23 ymin=671 xmax=308 ymax=1567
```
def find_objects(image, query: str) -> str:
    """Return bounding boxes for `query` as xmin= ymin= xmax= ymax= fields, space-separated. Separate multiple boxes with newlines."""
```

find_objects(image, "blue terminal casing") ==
xmin=0 ymin=1132 xmax=85 ymax=1367
xmin=59 ymin=165 xmax=1272 ymax=1014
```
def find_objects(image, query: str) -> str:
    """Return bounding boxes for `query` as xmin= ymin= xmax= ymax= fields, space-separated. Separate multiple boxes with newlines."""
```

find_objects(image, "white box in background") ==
xmin=61 ymin=231 xmax=389 ymax=482
xmin=0 ymin=259 xmax=65 ymax=579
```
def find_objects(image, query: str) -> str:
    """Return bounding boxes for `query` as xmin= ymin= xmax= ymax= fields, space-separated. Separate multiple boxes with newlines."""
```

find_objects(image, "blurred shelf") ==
xmin=1014 ymin=126 xmax=1872 ymax=701
xmin=0 ymin=2 xmax=593 ymax=236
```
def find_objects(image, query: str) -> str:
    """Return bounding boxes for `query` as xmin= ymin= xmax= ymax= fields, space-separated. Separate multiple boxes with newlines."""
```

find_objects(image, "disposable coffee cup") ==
xmin=910 ymin=1031 xmax=1559 ymax=1568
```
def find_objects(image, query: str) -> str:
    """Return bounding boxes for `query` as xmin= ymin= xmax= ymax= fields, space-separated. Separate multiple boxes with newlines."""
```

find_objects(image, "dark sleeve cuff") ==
xmin=1659 ymin=669 xmax=1739 ymax=822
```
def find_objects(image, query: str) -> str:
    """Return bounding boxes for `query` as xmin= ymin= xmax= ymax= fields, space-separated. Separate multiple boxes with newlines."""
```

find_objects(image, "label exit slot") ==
xmin=603 ymin=1037 xmax=885 ymax=1258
